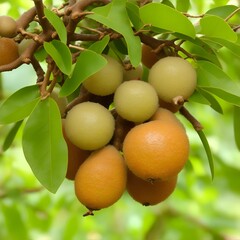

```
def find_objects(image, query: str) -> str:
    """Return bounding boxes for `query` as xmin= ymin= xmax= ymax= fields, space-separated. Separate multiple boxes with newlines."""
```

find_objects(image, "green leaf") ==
xmin=44 ymin=8 xmax=67 ymax=44
xmin=0 ymin=85 xmax=40 ymax=124
xmin=2 ymin=120 xmax=23 ymax=151
xmin=196 ymin=88 xmax=223 ymax=114
xmin=206 ymin=5 xmax=238 ymax=19
xmin=60 ymin=50 xmax=107 ymax=97
xmin=1 ymin=203 xmax=29 ymax=240
xmin=126 ymin=2 xmax=143 ymax=30
xmin=176 ymin=0 xmax=190 ymax=12
xmin=197 ymin=60 xmax=240 ymax=106
xmin=202 ymin=37 xmax=240 ymax=58
xmin=88 ymin=35 xmax=110 ymax=53
xmin=22 ymin=98 xmax=68 ymax=193
xmin=197 ymin=130 xmax=214 ymax=179
xmin=139 ymin=3 xmax=195 ymax=38
xmin=199 ymin=15 xmax=237 ymax=42
xmin=44 ymin=40 xmax=72 ymax=75
xmin=87 ymin=0 xmax=141 ymax=67
xmin=233 ymin=106 xmax=240 ymax=151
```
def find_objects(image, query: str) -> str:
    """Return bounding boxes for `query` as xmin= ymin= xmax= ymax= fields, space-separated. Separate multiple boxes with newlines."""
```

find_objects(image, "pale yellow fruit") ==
xmin=83 ymin=55 xmax=123 ymax=96
xmin=148 ymin=56 xmax=197 ymax=102
xmin=74 ymin=145 xmax=127 ymax=212
xmin=65 ymin=102 xmax=115 ymax=150
xmin=114 ymin=80 xmax=159 ymax=123
xmin=50 ymin=88 xmax=68 ymax=116
xmin=123 ymin=64 xmax=143 ymax=81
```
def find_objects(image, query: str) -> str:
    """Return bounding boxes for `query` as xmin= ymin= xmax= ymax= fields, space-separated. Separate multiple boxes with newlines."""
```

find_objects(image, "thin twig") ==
xmin=179 ymin=106 xmax=203 ymax=131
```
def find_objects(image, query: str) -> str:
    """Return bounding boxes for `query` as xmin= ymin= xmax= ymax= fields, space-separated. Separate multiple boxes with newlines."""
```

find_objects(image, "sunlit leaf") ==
xmin=2 ymin=120 xmax=23 ymax=151
xmin=196 ymin=88 xmax=223 ymax=114
xmin=206 ymin=5 xmax=238 ymax=19
xmin=197 ymin=130 xmax=214 ymax=179
xmin=233 ymin=106 xmax=240 ymax=151
xmin=197 ymin=60 xmax=240 ymax=106
xmin=87 ymin=0 xmax=141 ymax=67
xmin=44 ymin=40 xmax=72 ymax=75
xmin=139 ymin=3 xmax=195 ymax=38
xmin=0 ymin=85 xmax=40 ymax=124
xmin=1 ymin=203 xmax=29 ymax=240
xmin=22 ymin=98 xmax=68 ymax=193
xmin=44 ymin=8 xmax=67 ymax=44
xmin=199 ymin=15 xmax=237 ymax=42
xmin=60 ymin=50 xmax=107 ymax=97
xmin=88 ymin=35 xmax=110 ymax=53
xmin=126 ymin=2 xmax=143 ymax=30
xmin=176 ymin=0 xmax=190 ymax=12
xmin=202 ymin=37 xmax=240 ymax=58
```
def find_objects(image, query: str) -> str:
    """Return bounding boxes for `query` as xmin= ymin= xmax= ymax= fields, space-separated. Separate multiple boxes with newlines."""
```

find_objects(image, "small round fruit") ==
xmin=18 ymin=39 xmax=35 ymax=55
xmin=151 ymin=107 xmax=184 ymax=128
xmin=123 ymin=120 xmax=189 ymax=181
xmin=0 ymin=16 xmax=17 ymax=38
xmin=0 ymin=37 xmax=19 ymax=66
xmin=141 ymin=44 xmax=160 ymax=69
xmin=62 ymin=119 xmax=91 ymax=180
xmin=83 ymin=55 xmax=123 ymax=96
xmin=74 ymin=145 xmax=127 ymax=213
xmin=127 ymin=170 xmax=177 ymax=206
xmin=148 ymin=56 xmax=197 ymax=102
xmin=123 ymin=64 xmax=143 ymax=81
xmin=65 ymin=102 xmax=115 ymax=150
xmin=114 ymin=80 xmax=159 ymax=123
xmin=50 ymin=88 xmax=68 ymax=116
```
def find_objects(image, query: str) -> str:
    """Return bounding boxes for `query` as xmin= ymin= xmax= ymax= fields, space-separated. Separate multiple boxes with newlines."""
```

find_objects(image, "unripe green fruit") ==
xmin=0 ymin=16 xmax=17 ymax=38
xmin=148 ymin=57 xmax=197 ymax=103
xmin=50 ymin=88 xmax=68 ymax=116
xmin=65 ymin=102 xmax=115 ymax=150
xmin=0 ymin=37 xmax=19 ymax=66
xmin=83 ymin=55 xmax=123 ymax=96
xmin=114 ymin=80 xmax=159 ymax=123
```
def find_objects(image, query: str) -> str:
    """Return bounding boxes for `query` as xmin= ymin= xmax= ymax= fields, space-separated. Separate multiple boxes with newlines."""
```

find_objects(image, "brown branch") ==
xmin=31 ymin=56 xmax=45 ymax=83
xmin=16 ymin=7 xmax=37 ymax=30
xmin=33 ymin=0 xmax=52 ymax=33
xmin=179 ymin=106 xmax=203 ymax=131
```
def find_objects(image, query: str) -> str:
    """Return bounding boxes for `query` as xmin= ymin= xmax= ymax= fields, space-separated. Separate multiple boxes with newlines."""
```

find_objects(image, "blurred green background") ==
xmin=1 ymin=0 xmax=240 ymax=239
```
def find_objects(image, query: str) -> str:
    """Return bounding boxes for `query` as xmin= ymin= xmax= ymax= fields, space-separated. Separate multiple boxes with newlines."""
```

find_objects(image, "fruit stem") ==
xmin=179 ymin=106 xmax=203 ymax=131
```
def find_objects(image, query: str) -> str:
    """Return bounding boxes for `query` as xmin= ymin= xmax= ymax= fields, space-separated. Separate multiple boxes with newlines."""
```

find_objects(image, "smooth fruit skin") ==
xmin=74 ymin=145 xmax=127 ymax=211
xmin=65 ymin=102 xmax=115 ymax=150
xmin=148 ymin=56 xmax=197 ymax=103
xmin=50 ymin=88 xmax=68 ymax=116
xmin=0 ymin=16 xmax=17 ymax=38
xmin=127 ymin=170 xmax=177 ymax=206
xmin=123 ymin=64 xmax=143 ymax=81
xmin=114 ymin=80 xmax=159 ymax=123
xmin=123 ymin=120 xmax=189 ymax=181
xmin=141 ymin=44 xmax=160 ymax=69
xmin=0 ymin=38 xmax=19 ymax=66
xmin=151 ymin=107 xmax=184 ymax=128
xmin=83 ymin=55 xmax=123 ymax=96
xmin=62 ymin=119 xmax=90 ymax=180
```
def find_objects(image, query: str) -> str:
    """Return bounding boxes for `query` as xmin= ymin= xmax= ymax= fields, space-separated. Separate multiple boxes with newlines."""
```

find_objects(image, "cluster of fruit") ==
xmin=61 ymin=48 xmax=197 ymax=216
xmin=0 ymin=16 xmax=19 ymax=66
xmin=0 ymin=14 xmax=197 ymax=216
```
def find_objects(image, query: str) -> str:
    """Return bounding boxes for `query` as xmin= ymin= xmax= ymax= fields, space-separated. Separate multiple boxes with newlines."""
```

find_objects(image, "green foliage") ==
xmin=0 ymin=85 xmax=40 ymax=124
xmin=139 ymin=3 xmax=196 ymax=38
xmin=22 ymin=98 xmax=68 ymax=193
xmin=44 ymin=40 xmax=72 ymax=75
xmin=60 ymin=50 xmax=107 ymax=96
xmin=0 ymin=0 xmax=240 ymax=238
